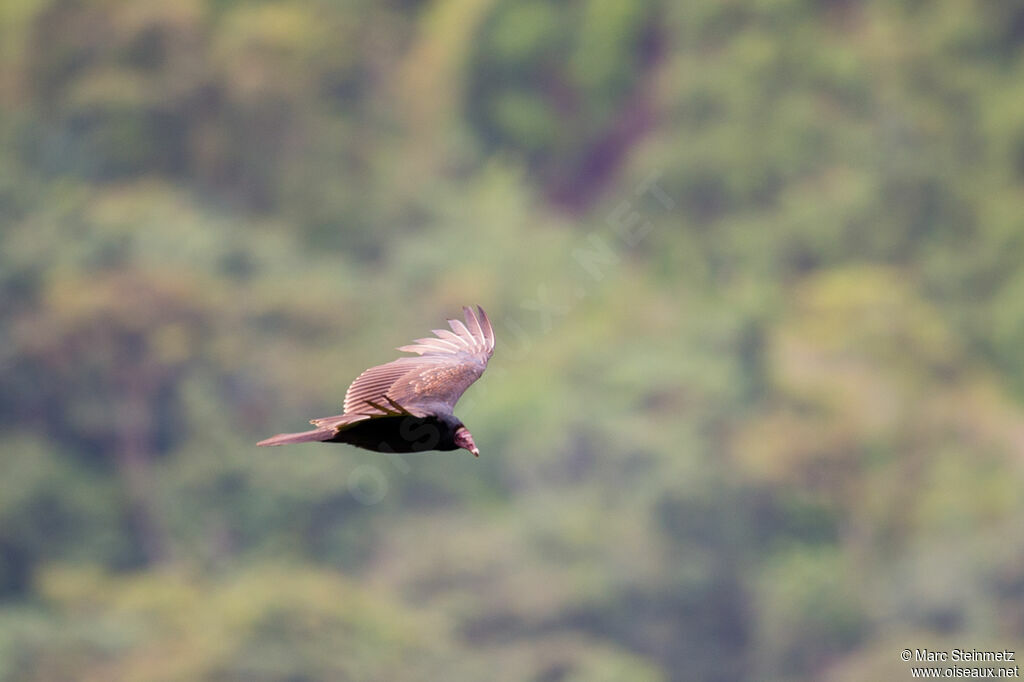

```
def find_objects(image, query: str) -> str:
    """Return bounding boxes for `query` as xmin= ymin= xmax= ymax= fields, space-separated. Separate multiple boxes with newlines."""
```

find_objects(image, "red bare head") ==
xmin=453 ymin=426 xmax=479 ymax=457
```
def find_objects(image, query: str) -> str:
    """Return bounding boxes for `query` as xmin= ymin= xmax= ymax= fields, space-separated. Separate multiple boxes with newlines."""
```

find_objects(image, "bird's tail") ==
xmin=257 ymin=428 xmax=334 ymax=447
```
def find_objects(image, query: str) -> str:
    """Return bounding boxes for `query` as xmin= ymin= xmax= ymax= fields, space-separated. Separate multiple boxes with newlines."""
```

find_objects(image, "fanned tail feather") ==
xmin=257 ymin=428 xmax=334 ymax=447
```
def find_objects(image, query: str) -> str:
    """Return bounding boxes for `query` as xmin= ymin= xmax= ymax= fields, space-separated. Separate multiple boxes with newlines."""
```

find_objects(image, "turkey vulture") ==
xmin=257 ymin=306 xmax=495 ymax=456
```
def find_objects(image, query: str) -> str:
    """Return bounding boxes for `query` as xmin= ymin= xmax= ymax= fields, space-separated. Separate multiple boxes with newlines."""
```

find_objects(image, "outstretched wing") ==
xmin=341 ymin=306 xmax=495 ymax=417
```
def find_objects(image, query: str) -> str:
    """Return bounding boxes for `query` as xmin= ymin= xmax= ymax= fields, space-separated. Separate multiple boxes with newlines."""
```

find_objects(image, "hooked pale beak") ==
xmin=454 ymin=426 xmax=479 ymax=457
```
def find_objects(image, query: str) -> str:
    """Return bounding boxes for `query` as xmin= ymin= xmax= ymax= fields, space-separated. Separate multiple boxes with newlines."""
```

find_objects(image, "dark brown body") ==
xmin=325 ymin=414 xmax=462 ymax=453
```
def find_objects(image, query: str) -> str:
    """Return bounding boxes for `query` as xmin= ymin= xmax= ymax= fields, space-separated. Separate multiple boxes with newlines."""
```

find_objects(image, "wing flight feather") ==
xmin=340 ymin=306 xmax=495 ymax=417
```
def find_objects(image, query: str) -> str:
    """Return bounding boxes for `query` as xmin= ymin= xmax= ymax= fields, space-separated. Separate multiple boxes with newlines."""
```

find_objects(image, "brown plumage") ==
xmin=257 ymin=306 xmax=495 ymax=456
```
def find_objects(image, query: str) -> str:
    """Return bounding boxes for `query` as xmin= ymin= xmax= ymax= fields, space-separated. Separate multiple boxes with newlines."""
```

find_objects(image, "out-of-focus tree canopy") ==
xmin=2 ymin=1 xmax=1024 ymax=680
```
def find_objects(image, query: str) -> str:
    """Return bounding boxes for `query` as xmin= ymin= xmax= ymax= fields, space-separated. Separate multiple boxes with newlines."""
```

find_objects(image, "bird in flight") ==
xmin=258 ymin=306 xmax=495 ymax=457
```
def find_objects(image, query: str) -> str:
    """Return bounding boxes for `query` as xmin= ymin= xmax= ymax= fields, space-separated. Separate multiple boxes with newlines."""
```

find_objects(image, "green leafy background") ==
xmin=2 ymin=1 xmax=1024 ymax=680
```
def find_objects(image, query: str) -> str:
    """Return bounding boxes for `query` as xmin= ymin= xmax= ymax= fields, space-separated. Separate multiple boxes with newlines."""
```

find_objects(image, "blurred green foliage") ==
xmin=2 ymin=0 xmax=1024 ymax=680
